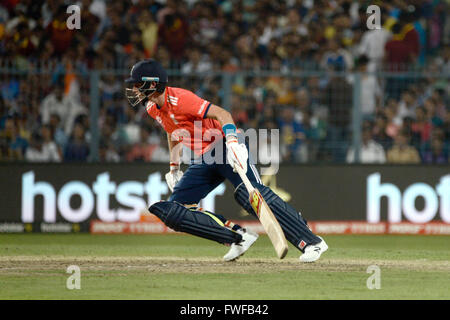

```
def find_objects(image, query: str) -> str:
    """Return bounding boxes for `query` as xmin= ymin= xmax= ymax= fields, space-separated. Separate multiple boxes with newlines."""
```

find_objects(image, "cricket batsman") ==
xmin=125 ymin=59 xmax=328 ymax=262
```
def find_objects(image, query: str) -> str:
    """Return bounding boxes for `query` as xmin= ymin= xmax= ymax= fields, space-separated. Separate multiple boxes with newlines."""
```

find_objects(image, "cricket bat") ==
xmin=235 ymin=165 xmax=288 ymax=259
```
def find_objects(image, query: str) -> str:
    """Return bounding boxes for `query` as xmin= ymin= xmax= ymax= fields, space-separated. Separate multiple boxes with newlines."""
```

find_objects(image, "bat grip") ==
xmin=235 ymin=164 xmax=255 ymax=194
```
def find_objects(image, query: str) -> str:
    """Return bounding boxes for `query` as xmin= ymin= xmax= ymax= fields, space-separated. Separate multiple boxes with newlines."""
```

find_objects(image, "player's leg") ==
xmin=234 ymin=181 xmax=328 ymax=262
xmin=220 ymin=142 xmax=328 ymax=262
xmin=149 ymin=200 xmax=242 ymax=245
xmin=169 ymin=163 xmax=244 ymax=231
xmin=149 ymin=163 xmax=258 ymax=260
xmin=187 ymin=204 xmax=243 ymax=232
xmin=170 ymin=163 xmax=258 ymax=261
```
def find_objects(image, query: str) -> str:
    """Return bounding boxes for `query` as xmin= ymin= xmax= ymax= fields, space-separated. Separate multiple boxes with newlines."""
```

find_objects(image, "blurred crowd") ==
xmin=0 ymin=0 xmax=448 ymax=164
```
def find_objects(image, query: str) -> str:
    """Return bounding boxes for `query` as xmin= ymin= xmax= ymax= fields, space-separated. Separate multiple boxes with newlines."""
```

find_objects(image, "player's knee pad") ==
xmin=149 ymin=201 xmax=242 ymax=245
xmin=149 ymin=201 xmax=186 ymax=230
xmin=234 ymin=182 xmax=320 ymax=251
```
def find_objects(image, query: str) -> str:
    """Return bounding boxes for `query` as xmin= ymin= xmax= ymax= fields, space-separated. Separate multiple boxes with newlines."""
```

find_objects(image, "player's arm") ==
xmin=167 ymin=132 xmax=182 ymax=165
xmin=204 ymin=104 xmax=235 ymax=127
xmin=165 ymin=132 xmax=183 ymax=192
xmin=205 ymin=104 xmax=248 ymax=173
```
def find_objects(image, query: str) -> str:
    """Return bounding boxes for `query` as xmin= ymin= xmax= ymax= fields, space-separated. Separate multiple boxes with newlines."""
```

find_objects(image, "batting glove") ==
xmin=226 ymin=137 xmax=248 ymax=174
xmin=165 ymin=163 xmax=183 ymax=192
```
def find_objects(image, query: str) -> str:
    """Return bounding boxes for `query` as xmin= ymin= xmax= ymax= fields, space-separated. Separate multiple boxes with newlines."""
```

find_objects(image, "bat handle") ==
xmin=235 ymin=164 xmax=255 ymax=194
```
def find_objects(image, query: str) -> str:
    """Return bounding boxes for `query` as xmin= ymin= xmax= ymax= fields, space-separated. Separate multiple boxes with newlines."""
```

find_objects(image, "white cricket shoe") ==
xmin=223 ymin=228 xmax=259 ymax=262
xmin=299 ymin=237 xmax=328 ymax=263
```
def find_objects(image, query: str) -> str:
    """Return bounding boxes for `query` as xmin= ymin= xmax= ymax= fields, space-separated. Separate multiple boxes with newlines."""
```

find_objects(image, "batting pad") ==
xmin=149 ymin=201 xmax=242 ymax=245
xmin=234 ymin=183 xmax=321 ymax=252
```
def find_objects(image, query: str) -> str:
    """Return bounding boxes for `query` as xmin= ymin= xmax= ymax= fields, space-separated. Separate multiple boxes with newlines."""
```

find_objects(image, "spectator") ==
xmin=25 ymin=129 xmax=60 ymax=162
xmin=9 ymin=121 xmax=28 ymax=160
xmin=443 ymin=110 xmax=450 ymax=144
xmin=0 ymin=117 xmax=27 ymax=160
xmin=384 ymin=104 xmax=401 ymax=139
xmin=0 ymin=1 xmax=447 ymax=165
xmin=126 ymin=126 xmax=157 ymax=162
xmin=157 ymin=0 xmax=189 ymax=66
xmin=181 ymin=47 xmax=212 ymax=75
xmin=99 ymin=75 xmax=122 ymax=101
xmin=25 ymin=132 xmax=45 ymax=162
xmin=384 ymin=22 xmax=413 ymax=99
xmin=64 ymin=123 xmax=90 ymax=161
xmin=79 ymin=0 xmax=101 ymax=44
xmin=384 ymin=22 xmax=414 ymax=71
xmin=423 ymin=98 xmax=444 ymax=128
xmin=45 ymin=5 xmax=75 ymax=56
xmin=386 ymin=130 xmax=421 ymax=164
xmin=99 ymin=141 xmax=120 ymax=163
xmin=430 ymin=89 xmax=447 ymax=121
xmin=149 ymin=141 xmax=170 ymax=162
xmin=351 ymin=55 xmax=382 ymax=119
xmin=0 ymin=0 xmax=445 ymax=74
xmin=396 ymin=90 xmax=417 ymax=121
xmin=138 ymin=10 xmax=159 ymax=57
xmin=40 ymin=124 xmax=61 ymax=162
xmin=421 ymin=135 xmax=448 ymax=164
xmin=293 ymin=87 xmax=311 ymax=123
xmin=403 ymin=116 xmax=420 ymax=149
xmin=321 ymin=38 xmax=354 ymax=71
xmin=8 ymin=20 xmax=37 ymax=57
xmin=372 ymin=113 xmax=393 ymax=151
xmin=278 ymin=106 xmax=305 ymax=163
xmin=412 ymin=9 xmax=427 ymax=66
xmin=358 ymin=9 xmax=391 ymax=72
xmin=411 ymin=106 xmax=432 ymax=144
xmin=257 ymin=97 xmax=276 ymax=128
xmin=40 ymin=81 xmax=87 ymax=136
xmin=120 ymin=107 xmax=142 ymax=145
xmin=346 ymin=127 xmax=386 ymax=163
xmin=301 ymin=109 xmax=323 ymax=162
xmin=399 ymin=10 xmax=420 ymax=63
xmin=49 ymin=113 xmax=68 ymax=150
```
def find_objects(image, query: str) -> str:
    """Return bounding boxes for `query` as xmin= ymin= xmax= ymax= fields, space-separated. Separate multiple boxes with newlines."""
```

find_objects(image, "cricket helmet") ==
xmin=125 ymin=59 xmax=168 ymax=107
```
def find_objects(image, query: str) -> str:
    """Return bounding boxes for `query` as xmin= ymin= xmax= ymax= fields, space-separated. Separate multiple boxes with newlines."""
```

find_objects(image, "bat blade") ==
xmin=249 ymin=190 xmax=288 ymax=259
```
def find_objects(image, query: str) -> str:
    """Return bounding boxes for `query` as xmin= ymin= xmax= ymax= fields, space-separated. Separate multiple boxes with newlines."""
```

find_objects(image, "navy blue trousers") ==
xmin=169 ymin=141 xmax=261 ymax=204
xmin=167 ymin=140 xmax=321 ymax=250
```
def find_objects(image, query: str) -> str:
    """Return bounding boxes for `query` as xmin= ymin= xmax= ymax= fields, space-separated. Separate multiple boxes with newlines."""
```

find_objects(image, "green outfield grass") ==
xmin=0 ymin=234 xmax=449 ymax=300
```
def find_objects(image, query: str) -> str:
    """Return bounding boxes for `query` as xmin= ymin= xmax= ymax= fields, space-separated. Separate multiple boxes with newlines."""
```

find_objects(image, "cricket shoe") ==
xmin=223 ymin=228 xmax=259 ymax=262
xmin=299 ymin=237 xmax=328 ymax=263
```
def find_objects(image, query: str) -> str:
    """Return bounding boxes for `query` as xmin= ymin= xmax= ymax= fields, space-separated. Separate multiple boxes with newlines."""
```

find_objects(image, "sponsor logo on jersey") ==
xmin=168 ymin=95 xmax=179 ymax=106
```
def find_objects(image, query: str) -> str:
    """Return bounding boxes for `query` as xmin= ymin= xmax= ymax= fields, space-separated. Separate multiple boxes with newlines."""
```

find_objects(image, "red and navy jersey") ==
xmin=146 ymin=87 xmax=224 ymax=155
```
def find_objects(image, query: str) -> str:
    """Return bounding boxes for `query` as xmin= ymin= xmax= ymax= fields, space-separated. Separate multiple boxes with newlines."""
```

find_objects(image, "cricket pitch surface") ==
xmin=0 ymin=234 xmax=449 ymax=299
